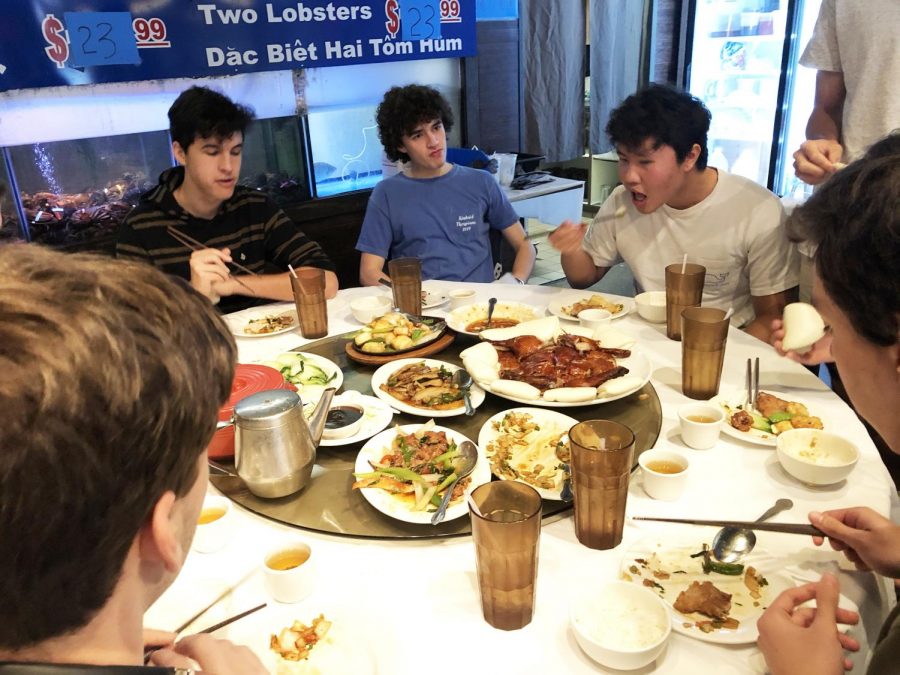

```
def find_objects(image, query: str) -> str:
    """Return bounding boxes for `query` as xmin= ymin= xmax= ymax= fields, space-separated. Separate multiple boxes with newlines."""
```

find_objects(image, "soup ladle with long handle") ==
xmin=711 ymin=498 xmax=794 ymax=563
xmin=431 ymin=441 xmax=479 ymax=525
xmin=452 ymin=368 xmax=475 ymax=416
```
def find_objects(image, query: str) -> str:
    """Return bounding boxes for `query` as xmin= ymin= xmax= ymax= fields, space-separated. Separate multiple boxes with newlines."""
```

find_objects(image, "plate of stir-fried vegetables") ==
xmin=352 ymin=422 xmax=491 ymax=524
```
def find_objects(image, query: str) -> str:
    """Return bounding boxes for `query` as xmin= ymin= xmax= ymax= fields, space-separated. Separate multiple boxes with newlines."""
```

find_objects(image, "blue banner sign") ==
xmin=0 ymin=1 xmax=475 ymax=92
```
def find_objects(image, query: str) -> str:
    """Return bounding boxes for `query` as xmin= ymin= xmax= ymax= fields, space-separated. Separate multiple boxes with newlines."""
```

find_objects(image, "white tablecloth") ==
xmin=146 ymin=281 xmax=897 ymax=675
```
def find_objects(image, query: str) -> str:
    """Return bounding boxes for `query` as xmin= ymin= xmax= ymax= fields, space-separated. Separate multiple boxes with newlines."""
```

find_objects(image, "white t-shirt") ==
xmin=582 ymin=171 xmax=799 ymax=328
xmin=800 ymin=0 xmax=900 ymax=162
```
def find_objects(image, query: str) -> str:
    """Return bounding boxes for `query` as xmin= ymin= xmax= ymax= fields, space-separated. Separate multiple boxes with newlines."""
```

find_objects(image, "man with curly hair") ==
xmin=356 ymin=84 xmax=535 ymax=286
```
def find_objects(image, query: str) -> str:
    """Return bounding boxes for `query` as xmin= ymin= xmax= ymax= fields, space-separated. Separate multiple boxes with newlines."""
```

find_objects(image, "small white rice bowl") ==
xmin=776 ymin=429 xmax=859 ymax=486
xmin=571 ymin=581 xmax=670 ymax=670
xmin=634 ymin=291 xmax=667 ymax=323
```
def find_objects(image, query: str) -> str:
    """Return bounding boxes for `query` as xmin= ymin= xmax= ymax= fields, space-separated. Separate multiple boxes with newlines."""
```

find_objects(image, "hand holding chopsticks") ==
xmin=167 ymin=226 xmax=258 ymax=297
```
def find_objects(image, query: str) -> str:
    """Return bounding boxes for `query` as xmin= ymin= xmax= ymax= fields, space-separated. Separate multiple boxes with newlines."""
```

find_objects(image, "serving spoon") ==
xmin=431 ymin=440 xmax=478 ymax=525
xmin=711 ymin=498 xmax=794 ymax=563
xmin=452 ymin=369 xmax=476 ymax=416
xmin=485 ymin=297 xmax=497 ymax=329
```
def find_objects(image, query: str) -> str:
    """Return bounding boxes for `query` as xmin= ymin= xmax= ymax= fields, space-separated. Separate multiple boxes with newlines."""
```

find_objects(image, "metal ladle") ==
xmin=452 ymin=369 xmax=476 ymax=416
xmin=712 ymin=498 xmax=793 ymax=563
xmin=485 ymin=297 xmax=497 ymax=329
xmin=431 ymin=440 xmax=479 ymax=525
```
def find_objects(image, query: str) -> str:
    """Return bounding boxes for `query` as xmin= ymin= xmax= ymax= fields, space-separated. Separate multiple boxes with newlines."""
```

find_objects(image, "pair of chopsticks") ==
xmin=143 ymin=568 xmax=263 ymax=664
xmin=167 ymin=226 xmax=257 ymax=296
xmin=745 ymin=357 xmax=760 ymax=409
xmin=633 ymin=516 xmax=823 ymax=537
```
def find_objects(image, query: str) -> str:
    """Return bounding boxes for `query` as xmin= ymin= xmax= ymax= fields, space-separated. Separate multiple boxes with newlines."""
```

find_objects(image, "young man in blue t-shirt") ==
xmin=356 ymin=84 xmax=535 ymax=286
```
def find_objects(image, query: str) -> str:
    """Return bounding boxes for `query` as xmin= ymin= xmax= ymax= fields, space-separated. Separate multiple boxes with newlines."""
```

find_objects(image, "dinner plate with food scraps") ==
xmin=446 ymin=301 xmax=542 ymax=336
xmin=546 ymin=290 xmax=633 ymax=322
xmin=620 ymin=536 xmax=794 ymax=644
xmin=710 ymin=389 xmax=825 ymax=447
xmin=219 ymin=602 xmax=377 ymax=675
xmin=460 ymin=335 xmax=652 ymax=408
xmin=258 ymin=352 xmax=343 ymax=402
xmin=422 ymin=288 xmax=450 ymax=310
xmin=224 ymin=305 xmax=299 ymax=338
xmin=351 ymin=312 xmax=446 ymax=355
xmin=352 ymin=423 xmax=491 ymax=524
xmin=477 ymin=408 xmax=578 ymax=500
xmin=370 ymin=358 xmax=486 ymax=417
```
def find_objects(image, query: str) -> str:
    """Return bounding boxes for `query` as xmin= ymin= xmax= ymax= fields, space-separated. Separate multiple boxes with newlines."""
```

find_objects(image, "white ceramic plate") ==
xmin=317 ymin=393 xmax=395 ymax=447
xmin=354 ymin=424 xmax=491 ymax=524
xmin=547 ymin=290 xmax=633 ymax=322
xmin=371 ymin=358 xmax=485 ymax=417
xmin=422 ymin=290 xmax=450 ymax=309
xmin=621 ymin=537 xmax=794 ymax=644
xmin=221 ymin=602 xmax=377 ymax=675
xmin=477 ymin=407 xmax=578 ymax=500
xmin=710 ymin=389 xmax=823 ymax=447
xmin=258 ymin=352 xmax=344 ymax=403
xmin=479 ymin=348 xmax=652 ymax=408
xmin=446 ymin=301 xmax=542 ymax=336
xmin=224 ymin=305 xmax=298 ymax=338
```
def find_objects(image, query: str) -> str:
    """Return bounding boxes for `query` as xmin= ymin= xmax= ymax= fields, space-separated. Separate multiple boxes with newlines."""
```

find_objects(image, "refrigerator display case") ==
xmin=680 ymin=0 xmax=821 ymax=194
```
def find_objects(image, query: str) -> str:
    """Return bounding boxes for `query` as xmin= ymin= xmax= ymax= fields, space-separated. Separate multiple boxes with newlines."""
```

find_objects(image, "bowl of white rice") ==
xmin=570 ymin=580 xmax=671 ymax=670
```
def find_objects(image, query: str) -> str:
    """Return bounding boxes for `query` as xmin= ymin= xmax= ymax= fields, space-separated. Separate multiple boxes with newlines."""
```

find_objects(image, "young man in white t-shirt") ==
xmin=549 ymin=85 xmax=798 ymax=342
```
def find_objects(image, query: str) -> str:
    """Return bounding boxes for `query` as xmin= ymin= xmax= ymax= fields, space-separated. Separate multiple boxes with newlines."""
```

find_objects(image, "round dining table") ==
xmin=146 ymin=280 xmax=898 ymax=675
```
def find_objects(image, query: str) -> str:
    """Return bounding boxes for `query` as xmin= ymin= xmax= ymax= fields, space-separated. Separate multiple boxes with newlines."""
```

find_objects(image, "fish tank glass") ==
xmin=7 ymin=130 xmax=172 ymax=248
xmin=0 ymin=157 xmax=22 ymax=241
xmin=240 ymin=116 xmax=311 ymax=206
xmin=307 ymin=104 xmax=385 ymax=198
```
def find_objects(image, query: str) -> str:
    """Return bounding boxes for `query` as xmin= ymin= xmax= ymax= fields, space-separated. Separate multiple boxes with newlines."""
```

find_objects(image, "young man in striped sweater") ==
xmin=117 ymin=86 xmax=337 ymax=313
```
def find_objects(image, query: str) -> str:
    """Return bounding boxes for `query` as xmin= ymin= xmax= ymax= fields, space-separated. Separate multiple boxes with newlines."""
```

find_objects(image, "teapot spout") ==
xmin=306 ymin=387 xmax=337 ymax=447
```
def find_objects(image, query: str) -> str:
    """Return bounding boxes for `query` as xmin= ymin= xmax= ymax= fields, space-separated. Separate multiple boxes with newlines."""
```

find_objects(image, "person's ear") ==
xmin=142 ymin=491 xmax=184 ymax=574
xmin=172 ymin=142 xmax=186 ymax=166
xmin=682 ymin=144 xmax=701 ymax=172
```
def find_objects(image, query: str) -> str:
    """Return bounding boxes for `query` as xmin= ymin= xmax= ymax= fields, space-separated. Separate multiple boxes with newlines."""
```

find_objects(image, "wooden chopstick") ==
xmin=196 ymin=602 xmax=266 ymax=635
xmin=167 ymin=226 xmax=258 ymax=296
xmin=633 ymin=516 xmax=823 ymax=536
xmin=143 ymin=567 xmax=257 ymax=663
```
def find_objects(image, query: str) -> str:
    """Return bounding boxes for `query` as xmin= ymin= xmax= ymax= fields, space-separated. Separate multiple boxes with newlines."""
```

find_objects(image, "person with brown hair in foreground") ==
xmin=757 ymin=133 xmax=900 ymax=674
xmin=0 ymin=245 xmax=266 ymax=674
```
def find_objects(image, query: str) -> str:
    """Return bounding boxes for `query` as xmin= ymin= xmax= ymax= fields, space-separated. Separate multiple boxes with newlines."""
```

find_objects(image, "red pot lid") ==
xmin=221 ymin=364 xmax=288 ymax=416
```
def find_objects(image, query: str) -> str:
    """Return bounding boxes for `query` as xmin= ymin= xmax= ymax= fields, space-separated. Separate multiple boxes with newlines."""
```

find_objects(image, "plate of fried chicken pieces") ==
xmin=460 ymin=317 xmax=651 ymax=407
xmin=621 ymin=536 xmax=794 ymax=644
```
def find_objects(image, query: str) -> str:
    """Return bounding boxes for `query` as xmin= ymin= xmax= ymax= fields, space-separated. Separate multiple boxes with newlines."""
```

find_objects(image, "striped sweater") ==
xmin=116 ymin=167 xmax=335 ymax=313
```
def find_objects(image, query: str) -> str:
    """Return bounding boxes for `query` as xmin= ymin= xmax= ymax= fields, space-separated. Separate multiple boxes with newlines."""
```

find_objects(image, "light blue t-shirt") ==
xmin=356 ymin=165 xmax=520 ymax=282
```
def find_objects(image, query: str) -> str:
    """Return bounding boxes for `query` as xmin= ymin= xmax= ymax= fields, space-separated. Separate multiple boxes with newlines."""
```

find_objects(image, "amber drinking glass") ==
xmin=388 ymin=257 xmax=422 ymax=315
xmin=681 ymin=307 xmax=729 ymax=399
xmin=290 ymin=269 xmax=328 ymax=339
xmin=665 ymin=263 xmax=706 ymax=341
xmin=569 ymin=420 xmax=635 ymax=550
xmin=469 ymin=481 xmax=542 ymax=630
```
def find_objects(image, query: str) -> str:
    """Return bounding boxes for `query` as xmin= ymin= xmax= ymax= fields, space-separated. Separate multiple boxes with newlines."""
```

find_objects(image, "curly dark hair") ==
xmin=168 ymin=85 xmax=255 ymax=151
xmin=787 ymin=132 xmax=900 ymax=346
xmin=376 ymin=85 xmax=455 ymax=162
xmin=606 ymin=84 xmax=711 ymax=170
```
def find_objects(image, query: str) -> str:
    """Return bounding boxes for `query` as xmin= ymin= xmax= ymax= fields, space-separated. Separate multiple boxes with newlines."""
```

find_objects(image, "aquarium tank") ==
xmin=7 ymin=130 xmax=172 ymax=248
xmin=307 ymin=104 xmax=385 ymax=198
xmin=240 ymin=115 xmax=311 ymax=205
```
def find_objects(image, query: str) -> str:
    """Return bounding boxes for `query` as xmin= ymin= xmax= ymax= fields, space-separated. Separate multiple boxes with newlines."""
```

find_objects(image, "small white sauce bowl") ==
xmin=634 ymin=291 xmax=667 ymax=323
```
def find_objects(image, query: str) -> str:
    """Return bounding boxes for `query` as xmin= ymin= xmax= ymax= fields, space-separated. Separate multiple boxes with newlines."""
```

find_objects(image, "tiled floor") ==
xmin=526 ymin=217 xmax=636 ymax=297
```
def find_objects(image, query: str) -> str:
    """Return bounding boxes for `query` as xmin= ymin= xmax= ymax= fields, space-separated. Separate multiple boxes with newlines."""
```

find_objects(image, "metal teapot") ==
xmin=222 ymin=387 xmax=335 ymax=499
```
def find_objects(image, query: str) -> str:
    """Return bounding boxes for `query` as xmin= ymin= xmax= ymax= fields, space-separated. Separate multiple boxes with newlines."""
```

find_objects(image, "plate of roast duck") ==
xmin=460 ymin=317 xmax=651 ymax=407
